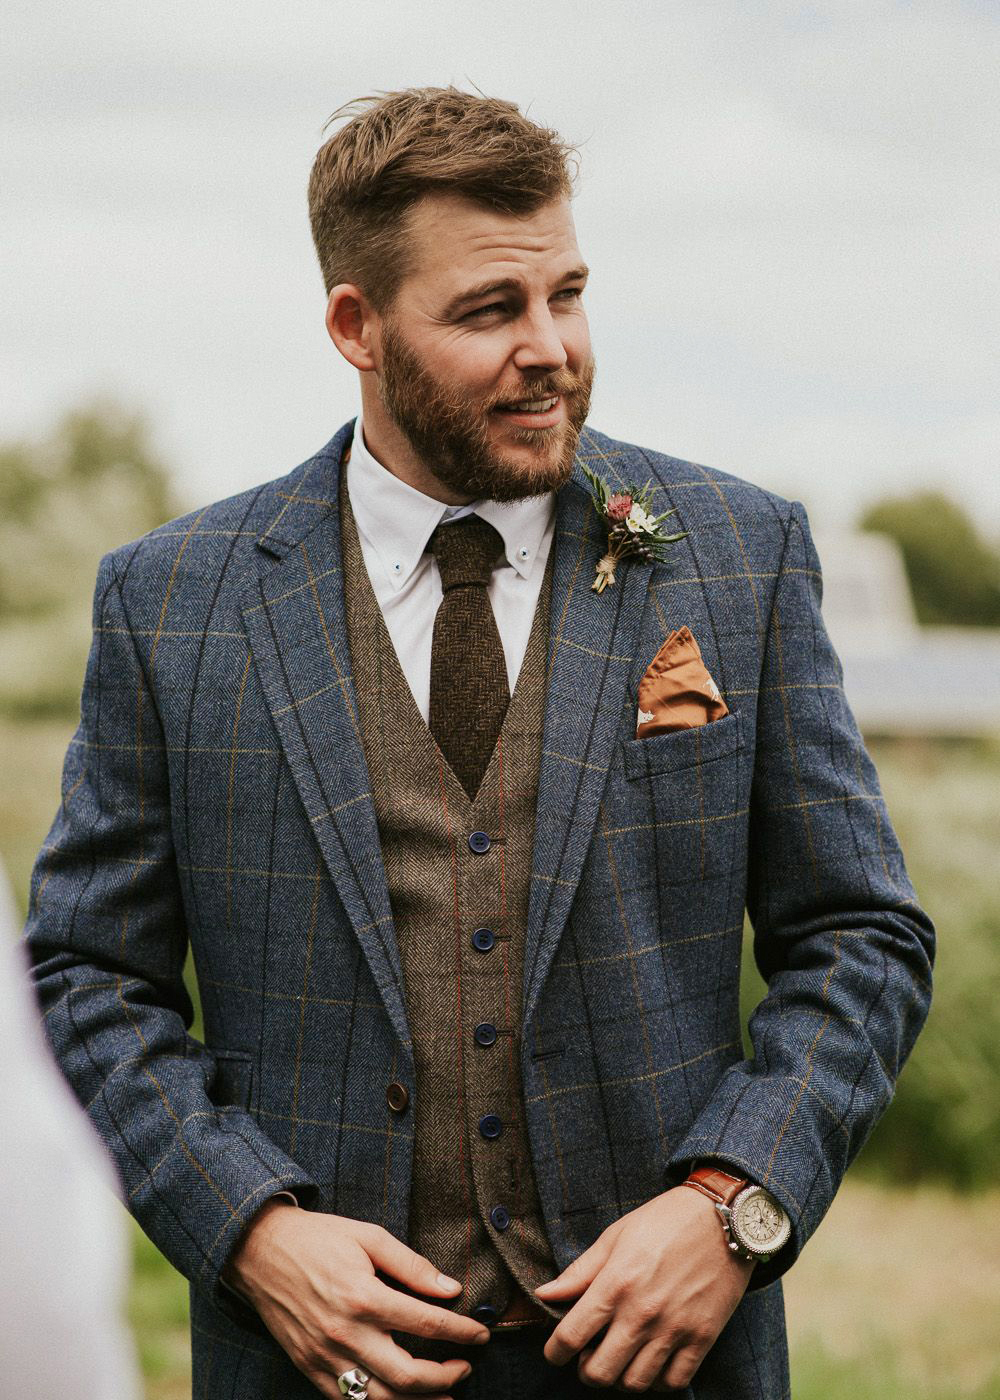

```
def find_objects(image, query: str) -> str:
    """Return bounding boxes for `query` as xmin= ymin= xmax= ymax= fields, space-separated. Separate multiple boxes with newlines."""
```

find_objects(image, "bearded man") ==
xmin=25 ymin=87 xmax=933 ymax=1400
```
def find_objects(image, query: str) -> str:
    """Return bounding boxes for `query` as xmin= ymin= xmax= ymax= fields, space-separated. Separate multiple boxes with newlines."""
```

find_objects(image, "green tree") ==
xmin=859 ymin=490 xmax=1000 ymax=626
xmin=0 ymin=401 xmax=179 ymax=716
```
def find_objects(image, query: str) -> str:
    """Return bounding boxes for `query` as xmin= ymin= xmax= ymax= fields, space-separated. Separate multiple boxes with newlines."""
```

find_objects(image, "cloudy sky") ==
xmin=4 ymin=0 xmax=998 ymax=530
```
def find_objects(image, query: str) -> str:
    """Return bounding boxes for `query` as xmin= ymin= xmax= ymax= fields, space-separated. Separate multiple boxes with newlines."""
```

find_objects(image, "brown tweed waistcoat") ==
xmin=340 ymin=476 xmax=560 ymax=1326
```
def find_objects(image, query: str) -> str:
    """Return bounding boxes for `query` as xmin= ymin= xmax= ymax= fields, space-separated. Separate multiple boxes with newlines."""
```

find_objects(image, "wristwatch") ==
xmin=681 ymin=1164 xmax=791 ymax=1263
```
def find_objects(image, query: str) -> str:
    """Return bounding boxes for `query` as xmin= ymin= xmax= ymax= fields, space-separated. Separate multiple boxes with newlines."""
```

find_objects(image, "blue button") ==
xmin=468 ymin=831 xmax=491 ymax=854
xmin=490 ymin=1204 xmax=511 ymax=1232
xmin=474 ymin=1022 xmax=497 ymax=1047
xmin=472 ymin=1302 xmax=499 ymax=1325
xmin=479 ymin=1113 xmax=503 ymax=1139
xmin=471 ymin=927 xmax=495 ymax=952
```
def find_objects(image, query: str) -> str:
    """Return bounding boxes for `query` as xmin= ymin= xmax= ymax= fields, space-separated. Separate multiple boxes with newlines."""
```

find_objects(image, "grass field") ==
xmin=4 ymin=715 xmax=999 ymax=1397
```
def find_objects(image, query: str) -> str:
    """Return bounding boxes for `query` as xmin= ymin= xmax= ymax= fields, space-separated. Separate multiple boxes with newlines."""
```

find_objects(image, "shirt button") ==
xmin=468 ymin=831 xmax=491 ymax=854
xmin=474 ymin=1022 xmax=497 ymax=1047
xmin=471 ymin=927 xmax=495 ymax=952
xmin=386 ymin=1082 xmax=410 ymax=1113
xmin=479 ymin=1113 xmax=503 ymax=1140
xmin=472 ymin=1302 xmax=499 ymax=1326
xmin=490 ymin=1205 xmax=511 ymax=1232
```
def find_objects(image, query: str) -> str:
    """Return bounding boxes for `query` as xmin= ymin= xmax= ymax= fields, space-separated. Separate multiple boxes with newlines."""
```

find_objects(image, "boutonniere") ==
xmin=581 ymin=466 xmax=688 ymax=592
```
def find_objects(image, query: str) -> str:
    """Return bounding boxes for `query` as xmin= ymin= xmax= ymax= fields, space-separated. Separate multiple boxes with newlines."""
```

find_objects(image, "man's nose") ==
xmin=511 ymin=306 xmax=569 ymax=373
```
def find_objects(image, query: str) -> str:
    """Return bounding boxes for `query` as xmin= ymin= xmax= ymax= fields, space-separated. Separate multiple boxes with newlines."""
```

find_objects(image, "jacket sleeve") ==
xmin=23 ymin=550 xmax=319 ymax=1313
xmin=664 ymin=502 xmax=935 ymax=1284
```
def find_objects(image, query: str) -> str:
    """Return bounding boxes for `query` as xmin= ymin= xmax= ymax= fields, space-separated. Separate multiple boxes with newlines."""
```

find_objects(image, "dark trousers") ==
xmin=410 ymin=1321 xmax=609 ymax=1398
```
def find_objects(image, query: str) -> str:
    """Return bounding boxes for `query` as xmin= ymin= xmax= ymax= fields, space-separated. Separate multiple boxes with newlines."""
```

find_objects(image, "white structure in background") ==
xmin=814 ymin=530 xmax=1000 ymax=735
xmin=0 ymin=865 xmax=140 ymax=1400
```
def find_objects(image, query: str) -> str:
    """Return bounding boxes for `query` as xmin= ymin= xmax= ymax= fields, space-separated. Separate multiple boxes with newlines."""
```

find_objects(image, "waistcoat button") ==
xmin=471 ymin=928 xmax=495 ymax=952
xmin=490 ymin=1204 xmax=511 ymax=1232
xmin=478 ymin=1113 xmax=503 ymax=1139
xmin=386 ymin=1082 xmax=410 ymax=1113
xmin=474 ymin=1022 xmax=497 ymax=1047
xmin=472 ymin=1302 xmax=499 ymax=1326
xmin=468 ymin=831 xmax=491 ymax=854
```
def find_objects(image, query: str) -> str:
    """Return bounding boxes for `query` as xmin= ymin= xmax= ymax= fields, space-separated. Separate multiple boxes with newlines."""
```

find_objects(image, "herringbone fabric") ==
xmin=342 ymin=481 xmax=558 ymax=1332
xmin=427 ymin=515 xmax=510 ymax=800
xmin=22 ymin=419 xmax=935 ymax=1400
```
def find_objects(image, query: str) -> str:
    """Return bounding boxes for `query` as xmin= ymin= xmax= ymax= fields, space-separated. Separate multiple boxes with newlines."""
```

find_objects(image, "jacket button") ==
xmin=490 ymin=1204 xmax=511 ymax=1232
xmin=474 ymin=1022 xmax=498 ymax=1047
xmin=468 ymin=831 xmax=491 ymax=854
xmin=479 ymin=1113 xmax=502 ymax=1139
xmin=472 ymin=1302 xmax=498 ymax=1326
xmin=386 ymin=1082 xmax=410 ymax=1113
xmin=471 ymin=928 xmax=495 ymax=952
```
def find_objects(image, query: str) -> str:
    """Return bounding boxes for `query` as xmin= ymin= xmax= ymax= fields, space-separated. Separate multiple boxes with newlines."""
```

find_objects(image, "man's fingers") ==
xmin=358 ymin=1223 xmax=465 ymax=1301
xmin=316 ymin=1359 xmax=463 ymax=1400
xmin=534 ymin=1231 xmax=614 ymax=1299
xmin=615 ymin=1335 xmax=674 ymax=1392
xmin=660 ymin=1341 xmax=707 ymax=1392
xmin=543 ymin=1285 xmax=616 ymax=1366
xmin=370 ymin=1281 xmax=490 ymax=1346
xmin=574 ymin=1321 xmax=668 ymax=1391
xmin=331 ymin=1335 xmax=473 ymax=1397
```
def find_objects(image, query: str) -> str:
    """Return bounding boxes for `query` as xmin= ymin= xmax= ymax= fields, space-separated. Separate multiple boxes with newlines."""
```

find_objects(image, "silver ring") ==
xmin=337 ymin=1366 xmax=370 ymax=1399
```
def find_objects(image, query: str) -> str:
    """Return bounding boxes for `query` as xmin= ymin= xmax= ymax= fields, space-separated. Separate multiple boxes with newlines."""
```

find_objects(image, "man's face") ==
xmin=372 ymin=193 xmax=594 ymax=503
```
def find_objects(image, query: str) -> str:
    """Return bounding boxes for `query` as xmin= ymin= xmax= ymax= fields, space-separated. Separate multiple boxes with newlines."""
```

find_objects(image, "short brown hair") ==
xmin=307 ymin=86 xmax=578 ymax=310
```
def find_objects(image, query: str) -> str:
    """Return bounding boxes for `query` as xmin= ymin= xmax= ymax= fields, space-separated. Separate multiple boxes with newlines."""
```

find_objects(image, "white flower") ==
xmin=625 ymin=504 xmax=655 ymax=534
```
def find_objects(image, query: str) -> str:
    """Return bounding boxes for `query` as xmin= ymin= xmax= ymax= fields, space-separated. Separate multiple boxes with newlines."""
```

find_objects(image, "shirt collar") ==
xmin=347 ymin=409 xmax=554 ymax=591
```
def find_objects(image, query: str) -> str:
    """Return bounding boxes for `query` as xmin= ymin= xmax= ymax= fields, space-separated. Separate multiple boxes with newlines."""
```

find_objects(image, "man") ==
xmin=25 ymin=87 xmax=934 ymax=1399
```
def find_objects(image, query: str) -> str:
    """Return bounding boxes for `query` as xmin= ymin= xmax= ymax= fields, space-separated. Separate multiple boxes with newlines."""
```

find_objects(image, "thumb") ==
xmin=355 ymin=1222 xmax=463 ymax=1297
xmin=535 ymin=1234 xmax=614 ymax=1296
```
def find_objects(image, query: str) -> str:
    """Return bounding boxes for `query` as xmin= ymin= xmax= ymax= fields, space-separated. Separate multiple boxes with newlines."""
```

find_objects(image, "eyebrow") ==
xmin=440 ymin=264 xmax=590 ymax=320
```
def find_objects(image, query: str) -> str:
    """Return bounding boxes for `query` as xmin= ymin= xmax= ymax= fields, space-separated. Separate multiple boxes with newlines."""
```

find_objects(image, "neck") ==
xmin=358 ymin=377 xmax=473 ymax=505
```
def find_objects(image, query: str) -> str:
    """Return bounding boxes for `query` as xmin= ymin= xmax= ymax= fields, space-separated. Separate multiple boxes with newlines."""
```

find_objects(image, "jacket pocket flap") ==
xmin=623 ymin=710 xmax=744 ymax=781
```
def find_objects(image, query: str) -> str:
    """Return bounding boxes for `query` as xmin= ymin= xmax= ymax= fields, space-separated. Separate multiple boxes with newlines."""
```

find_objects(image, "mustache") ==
xmin=486 ymin=370 xmax=590 ymax=410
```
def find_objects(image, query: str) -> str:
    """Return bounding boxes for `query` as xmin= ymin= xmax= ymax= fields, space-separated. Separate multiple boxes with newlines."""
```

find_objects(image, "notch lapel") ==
xmin=239 ymin=425 xmax=410 ymax=1051
xmin=523 ymin=435 xmax=654 ymax=1031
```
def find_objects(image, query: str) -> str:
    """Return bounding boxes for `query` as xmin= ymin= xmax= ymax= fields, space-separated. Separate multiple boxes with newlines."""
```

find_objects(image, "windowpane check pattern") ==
xmin=24 ymin=419 xmax=934 ymax=1400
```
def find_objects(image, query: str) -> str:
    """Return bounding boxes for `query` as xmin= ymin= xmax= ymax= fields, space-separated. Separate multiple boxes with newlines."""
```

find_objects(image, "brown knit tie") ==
xmin=427 ymin=515 xmax=510 ymax=800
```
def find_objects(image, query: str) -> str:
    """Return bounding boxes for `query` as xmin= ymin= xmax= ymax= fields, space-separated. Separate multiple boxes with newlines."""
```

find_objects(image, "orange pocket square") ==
xmin=636 ymin=626 xmax=728 ymax=737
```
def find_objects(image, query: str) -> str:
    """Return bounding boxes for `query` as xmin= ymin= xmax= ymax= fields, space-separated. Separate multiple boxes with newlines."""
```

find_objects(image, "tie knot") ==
xmin=428 ymin=515 xmax=505 ymax=591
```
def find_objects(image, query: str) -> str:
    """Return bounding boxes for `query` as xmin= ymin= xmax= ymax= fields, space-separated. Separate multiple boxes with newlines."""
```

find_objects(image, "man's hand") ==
xmin=533 ymin=1185 xmax=754 ymax=1392
xmin=225 ymin=1199 xmax=490 ymax=1400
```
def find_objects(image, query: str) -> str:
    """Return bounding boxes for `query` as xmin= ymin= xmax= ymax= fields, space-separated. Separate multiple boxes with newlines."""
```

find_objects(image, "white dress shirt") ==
xmin=346 ymin=410 xmax=556 ymax=723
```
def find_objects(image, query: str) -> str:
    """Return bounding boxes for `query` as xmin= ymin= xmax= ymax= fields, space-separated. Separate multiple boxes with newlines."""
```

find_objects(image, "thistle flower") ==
xmin=581 ymin=465 xmax=688 ymax=592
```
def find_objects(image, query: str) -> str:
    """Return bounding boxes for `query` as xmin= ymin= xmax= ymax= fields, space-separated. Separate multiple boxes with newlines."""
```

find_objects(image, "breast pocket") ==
xmin=623 ymin=710 xmax=744 ymax=781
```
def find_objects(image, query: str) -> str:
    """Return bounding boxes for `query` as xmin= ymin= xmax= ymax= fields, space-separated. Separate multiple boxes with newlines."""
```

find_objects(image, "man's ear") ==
xmin=325 ymin=284 xmax=379 ymax=372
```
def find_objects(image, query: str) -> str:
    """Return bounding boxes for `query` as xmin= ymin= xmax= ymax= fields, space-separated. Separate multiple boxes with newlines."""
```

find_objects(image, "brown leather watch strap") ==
xmin=680 ymin=1165 xmax=748 ymax=1206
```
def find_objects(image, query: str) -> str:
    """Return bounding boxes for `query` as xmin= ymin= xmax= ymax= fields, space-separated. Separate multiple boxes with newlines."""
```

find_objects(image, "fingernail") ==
xmin=438 ymin=1273 xmax=462 ymax=1289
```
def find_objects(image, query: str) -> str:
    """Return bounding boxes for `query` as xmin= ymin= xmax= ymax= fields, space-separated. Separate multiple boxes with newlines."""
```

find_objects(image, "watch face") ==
xmin=731 ymin=1187 xmax=791 ymax=1255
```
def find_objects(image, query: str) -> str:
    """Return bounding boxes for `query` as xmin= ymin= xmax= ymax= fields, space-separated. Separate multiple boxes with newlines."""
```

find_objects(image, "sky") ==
xmin=3 ymin=0 xmax=998 ymax=531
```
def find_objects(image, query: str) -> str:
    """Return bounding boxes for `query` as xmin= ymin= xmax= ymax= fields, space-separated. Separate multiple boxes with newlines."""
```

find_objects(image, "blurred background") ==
xmin=3 ymin=1 xmax=998 ymax=1396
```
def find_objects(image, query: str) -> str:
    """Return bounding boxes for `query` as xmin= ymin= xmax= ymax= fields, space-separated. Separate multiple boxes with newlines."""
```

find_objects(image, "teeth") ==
xmin=504 ymin=396 xmax=558 ymax=412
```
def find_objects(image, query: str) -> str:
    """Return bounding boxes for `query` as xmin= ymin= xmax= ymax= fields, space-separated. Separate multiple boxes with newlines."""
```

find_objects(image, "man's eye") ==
xmin=465 ymin=302 xmax=505 ymax=319
xmin=556 ymin=287 xmax=584 ymax=302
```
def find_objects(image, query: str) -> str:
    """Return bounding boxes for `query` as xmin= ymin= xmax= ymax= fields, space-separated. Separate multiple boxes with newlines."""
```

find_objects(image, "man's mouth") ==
xmin=492 ymin=395 xmax=562 ymax=424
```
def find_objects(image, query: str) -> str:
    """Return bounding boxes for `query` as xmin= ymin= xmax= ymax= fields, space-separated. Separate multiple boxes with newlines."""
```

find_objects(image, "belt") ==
xmin=497 ymin=1289 xmax=548 ymax=1325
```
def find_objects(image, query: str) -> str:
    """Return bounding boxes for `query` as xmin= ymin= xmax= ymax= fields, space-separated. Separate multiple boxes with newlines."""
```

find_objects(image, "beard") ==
xmin=375 ymin=315 xmax=595 ymax=503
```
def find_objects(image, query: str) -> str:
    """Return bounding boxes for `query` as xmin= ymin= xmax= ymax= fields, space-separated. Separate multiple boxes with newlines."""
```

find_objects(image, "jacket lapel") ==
xmin=523 ymin=434 xmax=654 ymax=1031
xmin=239 ymin=423 xmax=411 ymax=1052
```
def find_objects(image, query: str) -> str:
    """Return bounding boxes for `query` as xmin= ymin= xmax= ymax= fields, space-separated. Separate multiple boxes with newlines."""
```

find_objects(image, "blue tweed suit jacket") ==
xmin=26 ymin=421 xmax=934 ymax=1399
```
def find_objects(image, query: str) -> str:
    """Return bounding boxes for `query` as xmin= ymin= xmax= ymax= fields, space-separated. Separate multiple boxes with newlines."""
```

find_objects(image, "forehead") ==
xmin=400 ymin=192 xmax=582 ymax=297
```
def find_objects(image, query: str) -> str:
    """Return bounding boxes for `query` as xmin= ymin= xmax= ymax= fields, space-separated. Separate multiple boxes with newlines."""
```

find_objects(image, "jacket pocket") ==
xmin=208 ymin=1050 xmax=253 ymax=1109
xmin=623 ymin=710 xmax=743 ymax=781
